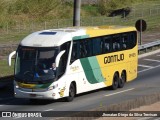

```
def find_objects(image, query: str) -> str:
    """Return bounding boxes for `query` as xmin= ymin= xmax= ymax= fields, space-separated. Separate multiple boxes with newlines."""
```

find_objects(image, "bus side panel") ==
xmin=68 ymin=58 xmax=107 ymax=94
xmin=96 ymin=51 xmax=129 ymax=87
xmin=96 ymin=45 xmax=138 ymax=86
xmin=65 ymin=44 xmax=138 ymax=96
xmin=127 ymin=46 xmax=138 ymax=81
xmin=128 ymin=60 xmax=137 ymax=81
xmin=66 ymin=60 xmax=85 ymax=94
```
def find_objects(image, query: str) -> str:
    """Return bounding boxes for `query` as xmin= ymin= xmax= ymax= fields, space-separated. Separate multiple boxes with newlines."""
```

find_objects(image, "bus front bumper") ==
xmin=14 ymin=87 xmax=60 ymax=100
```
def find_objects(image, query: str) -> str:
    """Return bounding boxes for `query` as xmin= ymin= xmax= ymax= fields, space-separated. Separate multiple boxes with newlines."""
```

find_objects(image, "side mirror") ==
xmin=55 ymin=50 xmax=65 ymax=67
xmin=8 ymin=51 xmax=16 ymax=66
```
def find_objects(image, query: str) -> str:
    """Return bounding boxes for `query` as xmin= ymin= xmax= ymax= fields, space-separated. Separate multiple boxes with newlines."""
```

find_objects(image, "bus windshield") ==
xmin=15 ymin=46 xmax=59 ymax=83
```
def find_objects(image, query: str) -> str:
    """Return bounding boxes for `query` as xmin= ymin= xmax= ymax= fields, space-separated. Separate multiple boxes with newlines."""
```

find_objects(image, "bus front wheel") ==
xmin=111 ymin=73 xmax=119 ymax=90
xmin=66 ymin=83 xmax=75 ymax=102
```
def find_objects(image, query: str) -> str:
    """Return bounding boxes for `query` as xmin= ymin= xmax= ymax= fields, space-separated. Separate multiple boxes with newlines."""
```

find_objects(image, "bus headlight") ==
xmin=48 ymin=84 xmax=58 ymax=91
xmin=15 ymin=85 xmax=19 ymax=89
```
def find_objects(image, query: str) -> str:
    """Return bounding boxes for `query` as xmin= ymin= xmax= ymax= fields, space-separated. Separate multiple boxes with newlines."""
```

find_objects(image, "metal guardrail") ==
xmin=138 ymin=40 xmax=160 ymax=52
xmin=1 ymin=40 xmax=160 ymax=88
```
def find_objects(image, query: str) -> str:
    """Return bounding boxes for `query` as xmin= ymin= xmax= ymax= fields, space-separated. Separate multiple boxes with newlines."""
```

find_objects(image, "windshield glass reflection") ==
xmin=15 ymin=46 xmax=59 ymax=83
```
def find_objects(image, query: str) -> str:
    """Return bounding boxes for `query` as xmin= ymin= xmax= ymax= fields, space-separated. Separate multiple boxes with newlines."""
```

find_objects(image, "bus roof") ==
xmin=20 ymin=26 xmax=136 ymax=47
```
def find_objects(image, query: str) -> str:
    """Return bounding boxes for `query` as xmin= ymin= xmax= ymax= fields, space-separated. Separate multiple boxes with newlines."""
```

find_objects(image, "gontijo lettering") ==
xmin=104 ymin=54 xmax=124 ymax=64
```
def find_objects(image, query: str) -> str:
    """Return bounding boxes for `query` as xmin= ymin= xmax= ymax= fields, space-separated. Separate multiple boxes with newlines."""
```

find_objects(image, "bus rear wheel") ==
xmin=118 ymin=71 xmax=126 ymax=88
xmin=111 ymin=73 xmax=119 ymax=90
xmin=66 ymin=83 xmax=75 ymax=102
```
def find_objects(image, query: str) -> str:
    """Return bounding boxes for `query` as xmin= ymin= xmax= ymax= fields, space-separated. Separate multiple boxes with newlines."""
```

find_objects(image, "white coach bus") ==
xmin=8 ymin=26 xmax=138 ymax=102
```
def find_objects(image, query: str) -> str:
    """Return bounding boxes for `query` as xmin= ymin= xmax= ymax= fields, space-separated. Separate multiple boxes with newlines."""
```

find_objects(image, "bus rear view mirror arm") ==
xmin=8 ymin=51 xmax=16 ymax=66
xmin=55 ymin=50 xmax=65 ymax=67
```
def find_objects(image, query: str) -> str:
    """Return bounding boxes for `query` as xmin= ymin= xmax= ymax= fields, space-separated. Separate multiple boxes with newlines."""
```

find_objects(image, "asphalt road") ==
xmin=0 ymin=52 xmax=160 ymax=118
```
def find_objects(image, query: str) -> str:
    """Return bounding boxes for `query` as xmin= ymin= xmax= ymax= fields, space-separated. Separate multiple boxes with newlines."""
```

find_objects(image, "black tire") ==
xmin=66 ymin=83 xmax=76 ymax=102
xmin=111 ymin=73 xmax=119 ymax=90
xmin=118 ymin=71 xmax=126 ymax=88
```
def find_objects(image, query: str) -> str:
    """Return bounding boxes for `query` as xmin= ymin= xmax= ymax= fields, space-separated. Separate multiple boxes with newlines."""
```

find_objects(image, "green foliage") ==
xmin=98 ymin=0 xmax=123 ymax=15
xmin=0 ymin=0 xmax=74 ymax=28
xmin=0 ymin=60 xmax=14 ymax=77
xmin=0 ymin=0 xmax=139 ymax=23
xmin=8 ymin=0 xmax=61 ymax=17
xmin=97 ymin=0 xmax=141 ymax=15
xmin=0 ymin=0 xmax=160 ymax=27
xmin=82 ymin=5 xmax=100 ymax=16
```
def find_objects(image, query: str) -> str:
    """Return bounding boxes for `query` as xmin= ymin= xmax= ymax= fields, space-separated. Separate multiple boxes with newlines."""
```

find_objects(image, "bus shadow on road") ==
xmin=0 ymin=86 xmax=71 ymax=106
xmin=0 ymin=85 xmax=123 ymax=106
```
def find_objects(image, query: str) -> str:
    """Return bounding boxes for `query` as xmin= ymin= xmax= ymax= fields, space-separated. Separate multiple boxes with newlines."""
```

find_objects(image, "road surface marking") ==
xmin=138 ymin=64 xmax=160 ymax=73
xmin=104 ymin=88 xmax=134 ymax=97
xmin=44 ymin=109 xmax=53 ymax=111
xmin=138 ymin=64 xmax=153 ymax=68
xmin=144 ymin=59 xmax=160 ymax=62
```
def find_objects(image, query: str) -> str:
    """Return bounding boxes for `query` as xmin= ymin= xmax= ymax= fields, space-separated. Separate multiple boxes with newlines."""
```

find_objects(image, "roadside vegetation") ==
xmin=0 ymin=0 xmax=158 ymax=28
xmin=0 ymin=60 xmax=14 ymax=77
xmin=0 ymin=0 xmax=160 ymax=43
xmin=1 ymin=0 xmax=160 ymax=77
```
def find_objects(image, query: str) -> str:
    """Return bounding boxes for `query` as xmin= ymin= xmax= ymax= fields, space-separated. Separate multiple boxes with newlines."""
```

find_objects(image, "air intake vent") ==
xmin=39 ymin=32 xmax=57 ymax=35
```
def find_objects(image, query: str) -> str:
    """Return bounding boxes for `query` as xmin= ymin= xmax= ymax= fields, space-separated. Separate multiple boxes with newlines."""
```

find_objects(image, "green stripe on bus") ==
xmin=80 ymin=57 xmax=104 ymax=84
xmin=88 ymin=57 xmax=104 ymax=83
xmin=80 ymin=58 xmax=96 ymax=84
xmin=72 ymin=35 xmax=89 ymax=40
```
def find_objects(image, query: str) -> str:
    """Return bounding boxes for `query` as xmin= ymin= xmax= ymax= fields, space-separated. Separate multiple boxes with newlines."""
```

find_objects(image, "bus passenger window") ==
xmin=71 ymin=41 xmax=81 ymax=63
xmin=58 ymin=42 xmax=71 ymax=77
xmin=102 ymin=36 xmax=111 ymax=53
xmin=92 ymin=37 xmax=101 ymax=55
xmin=130 ymin=32 xmax=136 ymax=48
xmin=122 ymin=34 xmax=128 ymax=50
xmin=113 ymin=36 xmax=121 ymax=52
xmin=80 ymin=40 xmax=87 ymax=58
xmin=86 ymin=40 xmax=92 ymax=57
xmin=71 ymin=42 xmax=78 ymax=62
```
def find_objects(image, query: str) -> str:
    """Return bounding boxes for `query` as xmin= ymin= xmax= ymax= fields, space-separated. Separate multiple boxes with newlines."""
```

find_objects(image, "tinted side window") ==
xmin=58 ymin=42 xmax=71 ymax=77
xmin=80 ymin=40 xmax=87 ymax=58
xmin=71 ymin=41 xmax=78 ymax=63
xmin=101 ymin=36 xmax=112 ymax=54
xmin=92 ymin=37 xmax=101 ymax=55
xmin=87 ymin=40 xmax=93 ymax=57
xmin=130 ymin=32 xmax=137 ymax=48
xmin=121 ymin=33 xmax=128 ymax=50
xmin=112 ymin=35 xmax=121 ymax=52
xmin=70 ymin=31 xmax=137 ymax=64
